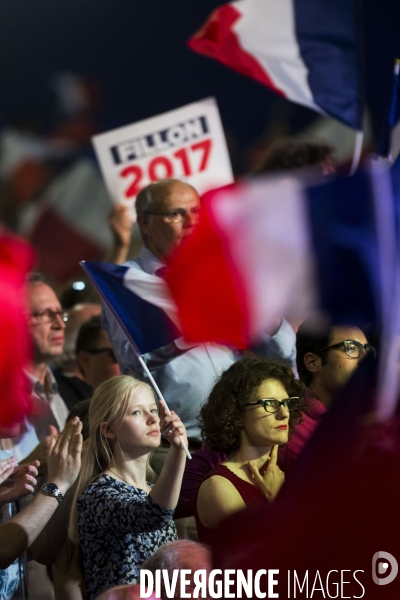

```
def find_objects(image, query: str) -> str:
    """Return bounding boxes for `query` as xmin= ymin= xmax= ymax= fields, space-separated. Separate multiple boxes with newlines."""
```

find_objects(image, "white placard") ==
xmin=92 ymin=97 xmax=234 ymax=217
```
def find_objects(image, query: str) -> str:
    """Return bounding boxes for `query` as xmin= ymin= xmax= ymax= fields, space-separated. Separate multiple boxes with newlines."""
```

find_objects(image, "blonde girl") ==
xmin=69 ymin=375 xmax=187 ymax=600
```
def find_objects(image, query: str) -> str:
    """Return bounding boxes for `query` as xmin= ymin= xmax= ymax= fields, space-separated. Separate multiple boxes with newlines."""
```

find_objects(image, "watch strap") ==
xmin=40 ymin=483 xmax=64 ymax=504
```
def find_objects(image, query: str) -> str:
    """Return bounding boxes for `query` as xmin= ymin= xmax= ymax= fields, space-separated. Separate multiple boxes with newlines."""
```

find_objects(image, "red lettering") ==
xmin=148 ymin=156 xmax=173 ymax=181
xmin=173 ymin=147 xmax=192 ymax=176
xmin=120 ymin=165 xmax=143 ymax=198
xmin=191 ymin=139 xmax=212 ymax=172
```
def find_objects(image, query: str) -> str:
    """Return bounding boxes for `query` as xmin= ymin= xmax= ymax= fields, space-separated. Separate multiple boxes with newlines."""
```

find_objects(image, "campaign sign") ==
xmin=92 ymin=97 xmax=234 ymax=216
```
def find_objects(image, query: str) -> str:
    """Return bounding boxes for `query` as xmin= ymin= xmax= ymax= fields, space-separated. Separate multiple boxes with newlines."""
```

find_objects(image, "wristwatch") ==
xmin=40 ymin=483 xmax=64 ymax=504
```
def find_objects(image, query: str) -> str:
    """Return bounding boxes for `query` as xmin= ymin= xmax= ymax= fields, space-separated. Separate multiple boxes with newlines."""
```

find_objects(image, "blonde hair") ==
xmin=69 ymin=375 xmax=157 ymax=543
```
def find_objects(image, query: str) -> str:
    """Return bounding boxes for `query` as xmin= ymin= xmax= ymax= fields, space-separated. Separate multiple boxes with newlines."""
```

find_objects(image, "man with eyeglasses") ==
xmin=296 ymin=321 xmax=375 ymax=408
xmin=1 ymin=273 xmax=74 ymax=600
xmin=1 ymin=273 xmax=70 ymax=467
xmin=277 ymin=321 xmax=377 ymax=471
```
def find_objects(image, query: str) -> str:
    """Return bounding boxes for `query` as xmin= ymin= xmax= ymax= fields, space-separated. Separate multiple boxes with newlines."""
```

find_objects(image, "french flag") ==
xmin=189 ymin=0 xmax=363 ymax=130
xmin=80 ymin=261 xmax=181 ymax=355
xmin=166 ymin=164 xmax=400 ymax=418
xmin=166 ymin=172 xmax=379 ymax=349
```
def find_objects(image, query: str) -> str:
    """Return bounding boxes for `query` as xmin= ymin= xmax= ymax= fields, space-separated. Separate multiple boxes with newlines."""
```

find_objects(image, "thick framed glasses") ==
xmin=142 ymin=207 xmax=201 ymax=223
xmin=31 ymin=309 xmax=69 ymax=324
xmin=245 ymin=397 xmax=300 ymax=414
xmin=87 ymin=348 xmax=117 ymax=362
xmin=319 ymin=340 xmax=376 ymax=359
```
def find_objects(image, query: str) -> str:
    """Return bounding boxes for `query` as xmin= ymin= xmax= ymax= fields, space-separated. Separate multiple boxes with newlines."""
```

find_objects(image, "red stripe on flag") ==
xmin=188 ymin=4 xmax=285 ymax=98
xmin=0 ymin=234 xmax=34 ymax=430
xmin=166 ymin=186 xmax=250 ymax=349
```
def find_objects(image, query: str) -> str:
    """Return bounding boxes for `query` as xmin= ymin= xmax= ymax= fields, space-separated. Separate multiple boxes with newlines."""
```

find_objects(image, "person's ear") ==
xmin=303 ymin=352 xmax=322 ymax=375
xmin=76 ymin=350 xmax=90 ymax=377
xmin=100 ymin=422 xmax=115 ymax=439
xmin=137 ymin=213 xmax=151 ymax=236
xmin=235 ymin=414 xmax=244 ymax=428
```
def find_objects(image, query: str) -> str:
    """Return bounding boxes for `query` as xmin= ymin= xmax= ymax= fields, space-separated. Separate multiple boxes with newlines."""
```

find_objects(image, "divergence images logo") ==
xmin=372 ymin=551 xmax=398 ymax=585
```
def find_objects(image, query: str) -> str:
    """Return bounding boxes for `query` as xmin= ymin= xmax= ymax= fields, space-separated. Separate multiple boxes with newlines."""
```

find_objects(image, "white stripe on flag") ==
xmin=122 ymin=267 xmax=181 ymax=330
xmin=234 ymin=0 xmax=323 ymax=113
xmin=213 ymin=175 xmax=319 ymax=340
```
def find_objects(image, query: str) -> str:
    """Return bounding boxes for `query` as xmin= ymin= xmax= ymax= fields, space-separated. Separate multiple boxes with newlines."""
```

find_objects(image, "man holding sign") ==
xmin=102 ymin=178 xmax=296 ymax=453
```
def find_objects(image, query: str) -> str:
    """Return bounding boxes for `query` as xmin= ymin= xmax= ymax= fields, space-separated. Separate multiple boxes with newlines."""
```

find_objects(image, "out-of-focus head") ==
xmin=141 ymin=540 xmax=212 ymax=600
xmin=136 ymin=179 xmax=201 ymax=260
xmin=27 ymin=273 xmax=66 ymax=365
xmin=96 ymin=584 xmax=149 ymax=600
xmin=60 ymin=277 xmax=99 ymax=309
xmin=198 ymin=358 xmax=304 ymax=454
xmin=296 ymin=320 xmax=374 ymax=406
xmin=53 ymin=303 xmax=101 ymax=372
xmin=258 ymin=140 xmax=335 ymax=176
xmin=76 ymin=315 xmax=120 ymax=389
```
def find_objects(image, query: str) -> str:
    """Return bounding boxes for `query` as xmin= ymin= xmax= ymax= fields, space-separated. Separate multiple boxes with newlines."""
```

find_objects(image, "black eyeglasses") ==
xmin=31 ymin=309 xmax=69 ymax=324
xmin=244 ymin=397 xmax=300 ymax=414
xmin=141 ymin=207 xmax=201 ymax=223
xmin=86 ymin=348 xmax=117 ymax=362
xmin=319 ymin=340 xmax=376 ymax=359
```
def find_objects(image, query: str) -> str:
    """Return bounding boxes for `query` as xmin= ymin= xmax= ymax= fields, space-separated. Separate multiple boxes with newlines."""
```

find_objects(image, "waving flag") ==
xmin=166 ymin=172 xmax=379 ymax=348
xmin=167 ymin=164 xmax=400 ymax=418
xmin=81 ymin=261 xmax=181 ymax=355
xmin=189 ymin=0 xmax=364 ymax=130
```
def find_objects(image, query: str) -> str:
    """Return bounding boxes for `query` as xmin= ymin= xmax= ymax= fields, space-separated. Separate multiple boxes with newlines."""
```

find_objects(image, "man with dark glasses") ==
xmin=296 ymin=322 xmax=375 ymax=409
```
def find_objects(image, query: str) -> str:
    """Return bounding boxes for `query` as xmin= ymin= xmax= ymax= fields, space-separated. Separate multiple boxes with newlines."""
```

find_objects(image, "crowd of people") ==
xmin=0 ymin=140 xmax=397 ymax=600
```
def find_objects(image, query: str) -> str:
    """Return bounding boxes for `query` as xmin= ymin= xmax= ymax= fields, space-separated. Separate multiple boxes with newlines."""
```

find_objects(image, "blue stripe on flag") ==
xmin=82 ymin=261 xmax=181 ymax=355
xmin=306 ymin=171 xmax=378 ymax=326
xmin=295 ymin=0 xmax=363 ymax=130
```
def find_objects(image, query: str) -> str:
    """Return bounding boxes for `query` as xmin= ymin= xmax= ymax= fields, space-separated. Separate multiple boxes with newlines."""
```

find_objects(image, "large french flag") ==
xmin=189 ymin=0 xmax=363 ymax=130
xmin=166 ymin=172 xmax=379 ymax=349
xmin=81 ymin=261 xmax=181 ymax=355
xmin=166 ymin=165 xmax=400 ymax=418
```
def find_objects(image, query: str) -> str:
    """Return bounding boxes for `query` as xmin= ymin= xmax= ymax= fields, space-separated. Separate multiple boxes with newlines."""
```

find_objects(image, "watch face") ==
xmin=43 ymin=483 xmax=58 ymax=494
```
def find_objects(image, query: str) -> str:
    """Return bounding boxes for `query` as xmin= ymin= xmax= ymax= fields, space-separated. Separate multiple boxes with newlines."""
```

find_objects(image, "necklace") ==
xmin=108 ymin=469 xmax=133 ymax=487
xmin=108 ymin=469 xmax=150 ymax=492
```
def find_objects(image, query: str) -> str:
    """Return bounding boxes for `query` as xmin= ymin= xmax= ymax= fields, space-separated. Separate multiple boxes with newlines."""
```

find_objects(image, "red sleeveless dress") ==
xmin=195 ymin=463 xmax=267 ymax=544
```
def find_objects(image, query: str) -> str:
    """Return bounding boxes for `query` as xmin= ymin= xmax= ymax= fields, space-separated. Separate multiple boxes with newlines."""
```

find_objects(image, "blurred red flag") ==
xmin=0 ymin=233 xmax=34 ymax=429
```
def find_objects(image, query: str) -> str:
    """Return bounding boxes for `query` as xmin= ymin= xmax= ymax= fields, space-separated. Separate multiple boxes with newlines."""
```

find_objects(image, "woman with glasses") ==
xmin=195 ymin=358 xmax=304 ymax=543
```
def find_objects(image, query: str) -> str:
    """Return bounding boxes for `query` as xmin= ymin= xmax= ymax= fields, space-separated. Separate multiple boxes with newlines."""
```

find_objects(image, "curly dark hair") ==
xmin=198 ymin=358 xmax=305 ymax=454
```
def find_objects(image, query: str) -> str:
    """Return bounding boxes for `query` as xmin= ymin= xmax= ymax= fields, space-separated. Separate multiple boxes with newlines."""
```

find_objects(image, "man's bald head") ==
xmin=136 ymin=179 xmax=197 ymax=214
xmin=135 ymin=179 xmax=200 ymax=261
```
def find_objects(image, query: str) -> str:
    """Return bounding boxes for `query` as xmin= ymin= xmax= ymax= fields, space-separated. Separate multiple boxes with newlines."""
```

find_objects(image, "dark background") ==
xmin=0 ymin=0 xmax=398 ymax=172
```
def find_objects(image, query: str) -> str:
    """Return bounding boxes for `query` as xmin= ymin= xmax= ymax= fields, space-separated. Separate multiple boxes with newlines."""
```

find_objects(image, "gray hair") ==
xmin=135 ymin=178 xmax=195 ymax=214
xmin=27 ymin=272 xmax=50 ymax=286
xmin=140 ymin=539 xmax=211 ymax=573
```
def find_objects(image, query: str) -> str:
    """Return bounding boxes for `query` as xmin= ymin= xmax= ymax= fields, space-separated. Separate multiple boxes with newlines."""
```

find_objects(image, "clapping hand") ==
xmin=0 ymin=459 xmax=39 ymax=506
xmin=46 ymin=417 xmax=83 ymax=495
xmin=0 ymin=457 xmax=17 ymax=485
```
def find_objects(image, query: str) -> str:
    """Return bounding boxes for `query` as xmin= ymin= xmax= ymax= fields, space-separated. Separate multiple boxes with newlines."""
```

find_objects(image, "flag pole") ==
xmin=349 ymin=130 xmax=363 ymax=175
xmin=80 ymin=261 xmax=191 ymax=460
xmin=388 ymin=58 xmax=400 ymax=161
